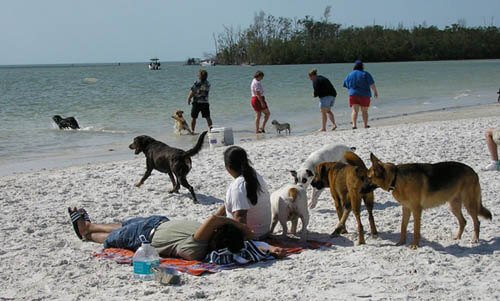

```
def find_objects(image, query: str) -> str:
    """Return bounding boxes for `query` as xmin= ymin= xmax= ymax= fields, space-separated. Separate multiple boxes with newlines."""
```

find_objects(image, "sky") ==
xmin=1 ymin=0 xmax=499 ymax=65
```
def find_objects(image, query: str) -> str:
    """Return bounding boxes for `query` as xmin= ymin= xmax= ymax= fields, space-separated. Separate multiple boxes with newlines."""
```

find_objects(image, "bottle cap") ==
xmin=139 ymin=235 xmax=150 ymax=244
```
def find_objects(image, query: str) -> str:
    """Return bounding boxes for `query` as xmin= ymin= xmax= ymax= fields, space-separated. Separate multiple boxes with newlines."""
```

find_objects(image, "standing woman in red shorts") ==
xmin=343 ymin=60 xmax=378 ymax=129
xmin=250 ymin=71 xmax=270 ymax=133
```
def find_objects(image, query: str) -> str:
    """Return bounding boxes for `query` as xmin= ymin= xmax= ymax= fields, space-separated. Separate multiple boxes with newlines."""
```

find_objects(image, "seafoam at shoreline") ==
xmin=1 ymin=105 xmax=499 ymax=300
xmin=2 ymin=103 xmax=499 ymax=177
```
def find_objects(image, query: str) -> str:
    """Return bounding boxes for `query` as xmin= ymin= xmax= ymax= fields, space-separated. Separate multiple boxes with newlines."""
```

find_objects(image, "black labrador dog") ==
xmin=53 ymin=115 xmax=80 ymax=129
xmin=129 ymin=131 xmax=208 ymax=203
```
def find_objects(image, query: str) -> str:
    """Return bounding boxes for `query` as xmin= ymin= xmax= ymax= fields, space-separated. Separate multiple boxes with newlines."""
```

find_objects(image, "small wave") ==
xmin=79 ymin=126 xmax=128 ymax=134
xmin=423 ymin=101 xmax=431 ymax=105
xmin=83 ymin=77 xmax=98 ymax=83
xmin=453 ymin=89 xmax=471 ymax=100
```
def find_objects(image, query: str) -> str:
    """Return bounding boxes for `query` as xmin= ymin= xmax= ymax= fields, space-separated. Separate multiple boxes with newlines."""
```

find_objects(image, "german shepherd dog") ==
xmin=361 ymin=153 xmax=492 ymax=248
xmin=311 ymin=152 xmax=378 ymax=245
xmin=129 ymin=131 xmax=207 ymax=203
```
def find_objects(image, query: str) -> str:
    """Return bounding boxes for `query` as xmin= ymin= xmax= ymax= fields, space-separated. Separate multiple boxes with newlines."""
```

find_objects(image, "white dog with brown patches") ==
xmin=290 ymin=144 xmax=355 ymax=209
xmin=270 ymin=184 xmax=309 ymax=241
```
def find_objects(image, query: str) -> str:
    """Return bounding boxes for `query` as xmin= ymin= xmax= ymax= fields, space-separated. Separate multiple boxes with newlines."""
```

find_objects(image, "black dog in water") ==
xmin=52 ymin=115 xmax=80 ymax=130
xmin=129 ymin=131 xmax=208 ymax=203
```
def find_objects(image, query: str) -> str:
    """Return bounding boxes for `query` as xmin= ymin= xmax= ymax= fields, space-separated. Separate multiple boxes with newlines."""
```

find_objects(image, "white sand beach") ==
xmin=1 ymin=104 xmax=499 ymax=300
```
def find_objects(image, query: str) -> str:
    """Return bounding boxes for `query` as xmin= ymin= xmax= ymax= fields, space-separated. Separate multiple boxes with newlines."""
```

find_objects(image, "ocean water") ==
xmin=1 ymin=60 xmax=499 ymax=175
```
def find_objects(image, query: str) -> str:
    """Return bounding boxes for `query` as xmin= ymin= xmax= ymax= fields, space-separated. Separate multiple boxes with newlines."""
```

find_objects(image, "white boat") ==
xmin=200 ymin=60 xmax=215 ymax=66
xmin=148 ymin=58 xmax=161 ymax=70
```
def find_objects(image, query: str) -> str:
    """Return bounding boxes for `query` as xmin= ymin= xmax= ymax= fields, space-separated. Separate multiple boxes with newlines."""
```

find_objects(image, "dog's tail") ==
xmin=344 ymin=152 xmax=367 ymax=170
xmin=288 ymin=187 xmax=299 ymax=202
xmin=185 ymin=131 xmax=208 ymax=157
xmin=479 ymin=202 xmax=493 ymax=220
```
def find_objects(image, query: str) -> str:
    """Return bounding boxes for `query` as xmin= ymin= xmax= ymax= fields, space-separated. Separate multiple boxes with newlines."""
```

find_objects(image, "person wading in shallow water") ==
xmin=308 ymin=68 xmax=338 ymax=131
xmin=188 ymin=69 xmax=213 ymax=133
xmin=250 ymin=71 xmax=271 ymax=134
xmin=343 ymin=60 xmax=378 ymax=129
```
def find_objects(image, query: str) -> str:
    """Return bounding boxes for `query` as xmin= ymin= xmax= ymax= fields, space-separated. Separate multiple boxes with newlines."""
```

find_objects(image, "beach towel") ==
xmin=92 ymin=237 xmax=332 ymax=276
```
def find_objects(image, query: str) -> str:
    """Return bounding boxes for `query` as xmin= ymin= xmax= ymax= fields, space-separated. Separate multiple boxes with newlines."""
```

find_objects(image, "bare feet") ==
xmin=331 ymin=124 xmax=337 ymax=131
xmin=317 ymin=128 xmax=326 ymax=132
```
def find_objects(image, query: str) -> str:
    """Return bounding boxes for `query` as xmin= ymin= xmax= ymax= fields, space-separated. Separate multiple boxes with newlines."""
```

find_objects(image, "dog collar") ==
xmin=388 ymin=170 xmax=397 ymax=191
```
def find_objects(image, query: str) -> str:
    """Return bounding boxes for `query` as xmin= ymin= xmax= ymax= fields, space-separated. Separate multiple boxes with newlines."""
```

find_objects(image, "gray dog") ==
xmin=271 ymin=120 xmax=291 ymax=135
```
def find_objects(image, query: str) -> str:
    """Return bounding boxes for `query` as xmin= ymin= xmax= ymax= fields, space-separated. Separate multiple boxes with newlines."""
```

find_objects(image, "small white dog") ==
xmin=290 ymin=144 xmax=355 ymax=209
xmin=270 ymin=184 xmax=309 ymax=240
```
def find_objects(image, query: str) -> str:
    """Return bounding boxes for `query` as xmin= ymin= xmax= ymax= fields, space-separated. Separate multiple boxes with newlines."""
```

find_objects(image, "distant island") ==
xmin=213 ymin=7 xmax=500 ymax=65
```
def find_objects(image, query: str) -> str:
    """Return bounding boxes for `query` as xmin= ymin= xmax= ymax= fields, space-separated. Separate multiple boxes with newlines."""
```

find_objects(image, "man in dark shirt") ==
xmin=188 ymin=69 xmax=213 ymax=133
xmin=308 ymin=69 xmax=337 ymax=131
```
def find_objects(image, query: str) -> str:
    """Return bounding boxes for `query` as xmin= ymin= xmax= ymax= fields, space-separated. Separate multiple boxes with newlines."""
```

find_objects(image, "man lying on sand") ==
xmin=68 ymin=208 xmax=286 ymax=261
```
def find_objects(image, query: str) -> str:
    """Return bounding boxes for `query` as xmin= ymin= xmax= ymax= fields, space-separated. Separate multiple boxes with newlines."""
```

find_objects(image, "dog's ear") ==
xmin=306 ymin=169 xmax=314 ymax=178
xmin=290 ymin=170 xmax=298 ymax=184
xmin=370 ymin=153 xmax=381 ymax=164
xmin=373 ymin=161 xmax=385 ymax=177
xmin=319 ymin=164 xmax=327 ymax=179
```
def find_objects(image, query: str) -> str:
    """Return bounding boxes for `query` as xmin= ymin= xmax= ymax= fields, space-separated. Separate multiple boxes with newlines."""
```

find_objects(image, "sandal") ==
xmin=352 ymin=126 xmax=357 ymax=130
xmin=68 ymin=207 xmax=89 ymax=240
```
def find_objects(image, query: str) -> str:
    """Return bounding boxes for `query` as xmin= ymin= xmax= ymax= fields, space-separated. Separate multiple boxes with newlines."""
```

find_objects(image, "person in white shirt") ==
xmin=250 ymin=70 xmax=271 ymax=134
xmin=215 ymin=146 xmax=272 ymax=240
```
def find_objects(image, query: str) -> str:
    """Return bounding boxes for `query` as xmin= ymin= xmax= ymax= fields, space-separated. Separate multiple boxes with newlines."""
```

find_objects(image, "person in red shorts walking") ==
xmin=343 ymin=60 xmax=378 ymax=129
xmin=250 ymin=71 xmax=270 ymax=134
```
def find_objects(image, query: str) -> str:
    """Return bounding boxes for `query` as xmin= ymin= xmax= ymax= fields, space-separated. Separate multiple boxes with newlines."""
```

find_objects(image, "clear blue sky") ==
xmin=1 ymin=0 xmax=499 ymax=65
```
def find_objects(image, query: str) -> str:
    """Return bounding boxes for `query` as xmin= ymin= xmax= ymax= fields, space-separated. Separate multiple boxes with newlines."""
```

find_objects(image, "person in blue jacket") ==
xmin=343 ymin=60 xmax=378 ymax=129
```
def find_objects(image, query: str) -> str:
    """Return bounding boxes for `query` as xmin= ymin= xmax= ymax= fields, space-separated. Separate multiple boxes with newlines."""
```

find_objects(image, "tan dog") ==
xmin=310 ymin=152 xmax=378 ymax=245
xmin=171 ymin=110 xmax=194 ymax=135
xmin=270 ymin=184 xmax=309 ymax=240
xmin=361 ymin=153 xmax=492 ymax=249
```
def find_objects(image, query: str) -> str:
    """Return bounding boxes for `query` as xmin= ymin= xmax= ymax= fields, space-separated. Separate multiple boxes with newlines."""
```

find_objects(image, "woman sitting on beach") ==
xmin=215 ymin=146 xmax=273 ymax=241
xmin=67 ymin=207 xmax=279 ymax=261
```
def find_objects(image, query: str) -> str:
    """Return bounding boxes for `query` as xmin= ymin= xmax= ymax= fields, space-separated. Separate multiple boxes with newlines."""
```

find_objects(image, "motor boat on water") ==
xmin=200 ymin=60 xmax=215 ymax=66
xmin=148 ymin=58 xmax=161 ymax=70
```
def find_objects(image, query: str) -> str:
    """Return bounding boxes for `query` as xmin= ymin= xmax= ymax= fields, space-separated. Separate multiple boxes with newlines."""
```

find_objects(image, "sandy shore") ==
xmin=1 ymin=104 xmax=499 ymax=300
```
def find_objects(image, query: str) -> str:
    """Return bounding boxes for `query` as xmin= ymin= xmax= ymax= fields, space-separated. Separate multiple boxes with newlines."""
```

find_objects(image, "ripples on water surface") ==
xmin=1 ymin=60 xmax=499 ymax=175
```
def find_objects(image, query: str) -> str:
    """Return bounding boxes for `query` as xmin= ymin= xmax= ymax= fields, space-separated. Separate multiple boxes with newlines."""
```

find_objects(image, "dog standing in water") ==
xmin=172 ymin=110 xmax=194 ymax=135
xmin=271 ymin=120 xmax=291 ymax=135
xmin=52 ymin=115 xmax=80 ymax=130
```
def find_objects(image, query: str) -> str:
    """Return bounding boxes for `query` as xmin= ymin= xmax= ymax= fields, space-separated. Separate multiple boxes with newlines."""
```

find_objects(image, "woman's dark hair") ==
xmin=353 ymin=60 xmax=364 ymax=71
xmin=224 ymin=146 xmax=261 ymax=205
xmin=308 ymin=68 xmax=318 ymax=77
xmin=211 ymin=224 xmax=245 ymax=253
xmin=199 ymin=69 xmax=208 ymax=81
xmin=254 ymin=70 xmax=264 ymax=79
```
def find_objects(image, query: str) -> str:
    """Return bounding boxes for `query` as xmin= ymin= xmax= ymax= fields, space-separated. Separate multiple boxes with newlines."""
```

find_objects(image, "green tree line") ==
xmin=214 ymin=9 xmax=500 ymax=65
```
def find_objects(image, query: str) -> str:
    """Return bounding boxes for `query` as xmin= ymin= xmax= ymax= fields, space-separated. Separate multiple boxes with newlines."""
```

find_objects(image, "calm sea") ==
xmin=1 ymin=60 xmax=499 ymax=175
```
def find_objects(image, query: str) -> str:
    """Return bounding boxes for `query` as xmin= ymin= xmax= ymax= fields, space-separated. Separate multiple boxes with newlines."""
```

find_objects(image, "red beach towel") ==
xmin=92 ymin=238 xmax=332 ymax=276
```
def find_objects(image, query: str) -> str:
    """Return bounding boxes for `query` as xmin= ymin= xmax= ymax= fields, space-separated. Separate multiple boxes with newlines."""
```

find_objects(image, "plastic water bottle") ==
xmin=133 ymin=235 xmax=160 ymax=281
